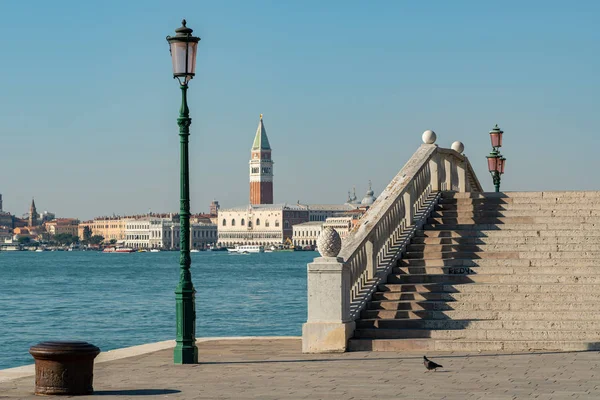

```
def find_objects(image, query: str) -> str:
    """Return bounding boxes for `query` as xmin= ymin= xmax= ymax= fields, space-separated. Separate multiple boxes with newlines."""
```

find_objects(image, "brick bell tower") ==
xmin=249 ymin=114 xmax=274 ymax=204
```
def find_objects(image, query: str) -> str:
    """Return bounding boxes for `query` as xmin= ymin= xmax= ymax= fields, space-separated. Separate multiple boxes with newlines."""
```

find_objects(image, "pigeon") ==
xmin=423 ymin=356 xmax=443 ymax=372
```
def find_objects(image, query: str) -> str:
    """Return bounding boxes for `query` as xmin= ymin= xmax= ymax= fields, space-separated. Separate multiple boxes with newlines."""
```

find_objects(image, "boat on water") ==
xmin=207 ymin=245 xmax=227 ymax=251
xmin=190 ymin=249 xmax=200 ymax=253
xmin=150 ymin=249 xmax=161 ymax=253
xmin=228 ymin=245 xmax=264 ymax=254
xmin=103 ymin=247 xmax=135 ymax=253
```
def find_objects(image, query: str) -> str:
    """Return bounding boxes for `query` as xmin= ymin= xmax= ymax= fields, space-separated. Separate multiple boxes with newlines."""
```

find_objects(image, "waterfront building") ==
xmin=218 ymin=204 xmax=308 ymax=247
xmin=249 ymin=115 xmax=274 ymax=205
xmin=44 ymin=218 xmax=79 ymax=236
xmin=78 ymin=217 xmax=134 ymax=242
xmin=0 ymin=225 xmax=11 ymax=242
xmin=125 ymin=218 xmax=217 ymax=250
xmin=0 ymin=211 xmax=12 ymax=229
xmin=13 ymin=227 xmax=33 ymax=239
xmin=292 ymin=221 xmax=323 ymax=248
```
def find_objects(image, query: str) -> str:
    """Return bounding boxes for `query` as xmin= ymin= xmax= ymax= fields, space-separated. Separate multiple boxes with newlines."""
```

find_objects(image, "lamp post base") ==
xmin=174 ymin=344 xmax=198 ymax=364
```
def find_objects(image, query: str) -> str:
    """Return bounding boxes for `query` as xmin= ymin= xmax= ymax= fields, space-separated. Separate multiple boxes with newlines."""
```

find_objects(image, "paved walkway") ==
xmin=2 ymin=338 xmax=600 ymax=399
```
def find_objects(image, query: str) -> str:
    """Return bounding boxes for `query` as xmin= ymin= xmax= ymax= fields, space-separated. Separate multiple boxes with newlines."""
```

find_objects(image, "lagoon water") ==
xmin=0 ymin=251 xmax=313 ymax=369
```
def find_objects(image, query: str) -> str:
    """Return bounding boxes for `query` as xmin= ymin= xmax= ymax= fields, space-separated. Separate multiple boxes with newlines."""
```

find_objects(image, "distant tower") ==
xmin=29 ymin=198 xmax=38 ymax=227
xmin=249 ymin=114 xmax=274 ymax=204
xmin=210 ymin=200 xmax=220 ymax=216
xmin=0 ymin=193 xmax=3 ymax=211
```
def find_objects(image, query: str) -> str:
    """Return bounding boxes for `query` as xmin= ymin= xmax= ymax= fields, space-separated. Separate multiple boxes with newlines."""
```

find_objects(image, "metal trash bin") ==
xmin=29 ymin=341 xmax=100 ymax=395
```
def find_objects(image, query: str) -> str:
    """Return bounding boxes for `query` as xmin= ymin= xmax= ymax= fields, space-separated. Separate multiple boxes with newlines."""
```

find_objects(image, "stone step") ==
xmin=416 ymin=229 xmax=600 ymax=237
xmin=386 ymin=273 xmax=600 ymax=284
xmin=442 ymin=191 xmax=600 ymax=199
xmin=356 ymin=318 xmax=600 ymax=331
xmin=423 ymin=223 xmax=600 ymax=231
xmin=402 ymin=251 xmax=600 ymax=259
xmin=371 ymin=291 xmax=600 ymax=302
xmin=353 ymin=329 xmax=600 ymax=341
xmin=365 ymin=300 xmax=600 ymax=311
xmin=411 ymin=236 xmax=600 ymax=244
xmin=378 ymin=283 xmax=600 ymax=294
xmin=347 ymin=338 xmax=600 ymax=352
xmin=405 ymin=244 xmax=600 ymax=252
xmin=438 ymin=198 xmax=600 ymax=205
xmin=435 ymin=203 xmax=600 ymax=211
xmin=398 ymin=258 xmax=600 ymax=267
xmin=427 ymin=217 xmax=600 ymax=224
xmin=360 ymin=309 xmax=600 ymax=320
xmin=432 ymin=210 xmax=600 ymax=217
xmin=393 ymin=265 xmax=600 ymax=275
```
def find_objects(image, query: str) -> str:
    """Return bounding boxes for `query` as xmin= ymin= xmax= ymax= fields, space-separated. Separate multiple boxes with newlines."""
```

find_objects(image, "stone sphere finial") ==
xmin=422 ymin=130 xmax=437 ymax=144
xmin=317 ymin=227 xmax=342 ymax=257
xmin=451 ymin=141 xmax=464 ymax=153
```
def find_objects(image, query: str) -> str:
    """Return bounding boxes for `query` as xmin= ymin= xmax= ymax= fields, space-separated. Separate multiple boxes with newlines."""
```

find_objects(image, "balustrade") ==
xmin=302 ymin=132 xmax=482 ymax=353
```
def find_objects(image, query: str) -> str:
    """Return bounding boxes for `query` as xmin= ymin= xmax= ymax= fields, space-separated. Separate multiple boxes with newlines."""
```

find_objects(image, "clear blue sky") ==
xmin=1 ymin=0 xmax=599 ymax=219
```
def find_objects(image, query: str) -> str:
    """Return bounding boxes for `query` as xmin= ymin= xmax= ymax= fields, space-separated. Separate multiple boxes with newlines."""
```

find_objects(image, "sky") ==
xmin=1 ymin=0 xmax=599 ymax=220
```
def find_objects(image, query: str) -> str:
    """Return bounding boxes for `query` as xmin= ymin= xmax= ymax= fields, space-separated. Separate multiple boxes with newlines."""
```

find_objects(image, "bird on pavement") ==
xmin=423 ymin=356 xmax=443 ymax=372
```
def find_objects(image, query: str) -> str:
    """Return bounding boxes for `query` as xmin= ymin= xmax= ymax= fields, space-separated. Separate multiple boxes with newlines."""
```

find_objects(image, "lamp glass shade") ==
xmin=170 ymin=41 xmax=198 ymax=80
xmin=490 ymin=132 xmax=503 ymax=148
xmin=498 ymin=158 xmax=506 ymax=174
xmin=487 ymin=156 xmax=498 ymax=172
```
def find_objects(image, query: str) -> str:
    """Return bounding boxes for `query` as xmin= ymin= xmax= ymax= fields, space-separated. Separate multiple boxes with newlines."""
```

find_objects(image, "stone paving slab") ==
xmin=2 ymin=338 xmax=600 ymax=399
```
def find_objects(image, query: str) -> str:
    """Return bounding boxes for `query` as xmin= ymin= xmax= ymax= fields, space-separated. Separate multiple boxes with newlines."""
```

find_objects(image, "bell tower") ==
xmin=29 ymin=198 xmax=38 ymax=227
xmin=249 ymin=114 xmax=274 ymax=204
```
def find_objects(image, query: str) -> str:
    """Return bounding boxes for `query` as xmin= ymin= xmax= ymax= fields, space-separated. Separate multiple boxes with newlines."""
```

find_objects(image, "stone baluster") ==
xmin=452 ymin=141 xmax=466 ymax=192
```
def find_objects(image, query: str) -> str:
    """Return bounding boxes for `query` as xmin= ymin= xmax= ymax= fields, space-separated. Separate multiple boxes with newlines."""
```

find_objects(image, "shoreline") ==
xmin=0 ymin=335 xmax=300 ymax=383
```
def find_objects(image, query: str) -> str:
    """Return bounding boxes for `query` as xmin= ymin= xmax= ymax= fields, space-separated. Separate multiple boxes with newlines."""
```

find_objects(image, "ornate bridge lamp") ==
xmin=486 ymin=124 xmax=506 ymax=192
xmin=166 ymin=19 xmax=200 ymax=364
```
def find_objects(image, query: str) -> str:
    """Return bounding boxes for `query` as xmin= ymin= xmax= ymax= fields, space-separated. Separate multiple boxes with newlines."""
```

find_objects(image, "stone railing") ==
xmin=302 ymin=130 xmax=482 ymax=353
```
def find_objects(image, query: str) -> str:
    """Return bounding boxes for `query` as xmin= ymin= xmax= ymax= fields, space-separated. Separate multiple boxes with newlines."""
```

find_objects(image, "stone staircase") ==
xmin=348 ymin=191 xmax=600 ymax=352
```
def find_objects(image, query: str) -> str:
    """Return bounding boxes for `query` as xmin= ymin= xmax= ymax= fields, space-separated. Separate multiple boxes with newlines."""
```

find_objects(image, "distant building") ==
xmin=292 ymin=221 xmax=323 ymax=248
xmin=45 ymin=218 xmax=79 ymax=237
xmin=124 ymin=217 xmax=217 ymax=250
xmin=78 ymin=217 xmax=137 ymax=242
xmin=298 ymin=203 xmax=358 ymax=222
xmin=0 ymin=212 xmax=12 ymax=229
xmin=0 ymin=193 xmax=3 ymax=211
xmin=218 ymin=204 xmax=308 ymax=247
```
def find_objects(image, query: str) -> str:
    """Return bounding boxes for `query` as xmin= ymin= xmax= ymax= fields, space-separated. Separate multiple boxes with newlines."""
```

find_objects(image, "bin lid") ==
xmin=29 ymin=341 xmax=100 ymax=359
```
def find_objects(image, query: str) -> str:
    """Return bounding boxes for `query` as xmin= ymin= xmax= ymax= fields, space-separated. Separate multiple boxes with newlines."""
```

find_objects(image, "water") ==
xmin=0 ymin=251 xmax=314 ymax=370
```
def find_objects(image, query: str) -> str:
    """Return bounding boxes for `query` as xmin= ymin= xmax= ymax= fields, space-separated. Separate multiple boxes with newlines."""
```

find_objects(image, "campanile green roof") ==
xmin=252 ymin=114 xmax=271 ymax=150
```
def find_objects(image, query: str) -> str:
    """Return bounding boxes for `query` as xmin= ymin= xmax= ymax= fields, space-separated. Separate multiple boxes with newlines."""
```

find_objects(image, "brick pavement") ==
xmin=1 ymin=338 xmax=600 ymax=399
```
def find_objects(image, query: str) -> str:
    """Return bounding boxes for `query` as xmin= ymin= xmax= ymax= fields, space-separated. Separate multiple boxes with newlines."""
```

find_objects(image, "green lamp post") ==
xmin=486 ymin=125 xmax=506 ymax=192
xmin=167 ymin=19 xmax=200 ymax=364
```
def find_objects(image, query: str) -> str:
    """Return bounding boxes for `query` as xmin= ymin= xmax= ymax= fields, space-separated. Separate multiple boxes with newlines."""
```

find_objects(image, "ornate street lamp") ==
xmin=486 ymin=124 xmax=506 ymax=192
xmin=166 ymin=19 xmax=200 ymax=364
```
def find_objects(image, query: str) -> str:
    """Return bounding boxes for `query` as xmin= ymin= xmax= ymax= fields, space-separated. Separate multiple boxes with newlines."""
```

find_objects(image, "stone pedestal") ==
xmin=29 ymin=341 xmax=100 ymax=395
xmin=302 ymin=256 xmax=355 ymax=353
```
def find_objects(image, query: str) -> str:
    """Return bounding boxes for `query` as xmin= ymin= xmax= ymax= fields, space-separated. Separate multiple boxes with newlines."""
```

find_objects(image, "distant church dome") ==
xmin=360 ymin=181 xmax=377 ymax=205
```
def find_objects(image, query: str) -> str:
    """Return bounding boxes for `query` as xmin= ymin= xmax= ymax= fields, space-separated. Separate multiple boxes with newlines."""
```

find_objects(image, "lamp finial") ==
xmin=260 ymin=114 xmax=263 ymax=120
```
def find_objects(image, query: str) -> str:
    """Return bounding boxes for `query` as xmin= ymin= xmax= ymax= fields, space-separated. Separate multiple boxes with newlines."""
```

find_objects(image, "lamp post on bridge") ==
xmin=486 ymin=124 xmax=506 ymax=192
xmin=167 ymin=19 xmax=200 ymax=364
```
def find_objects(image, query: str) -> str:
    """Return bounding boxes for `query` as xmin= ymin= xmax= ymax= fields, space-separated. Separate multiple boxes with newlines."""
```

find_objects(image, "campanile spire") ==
xmin=249 ymin=114 xmax=274 ymax=204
